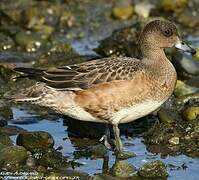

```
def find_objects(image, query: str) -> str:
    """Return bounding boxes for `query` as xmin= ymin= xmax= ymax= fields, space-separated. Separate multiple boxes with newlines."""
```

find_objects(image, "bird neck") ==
xmin=141 ymin=46 xmax=167 ymax=60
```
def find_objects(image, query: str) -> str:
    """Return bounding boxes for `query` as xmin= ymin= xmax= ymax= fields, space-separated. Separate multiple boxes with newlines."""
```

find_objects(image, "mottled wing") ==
xmin=15 ymin=57 xmax=143 ymax=90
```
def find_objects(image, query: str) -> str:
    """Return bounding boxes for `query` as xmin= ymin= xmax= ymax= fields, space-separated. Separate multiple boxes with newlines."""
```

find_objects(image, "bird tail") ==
xmin=14 ymin=67 xmax=45 ymax=81
xmin=5 ymin=83 xmax=45 ymax=103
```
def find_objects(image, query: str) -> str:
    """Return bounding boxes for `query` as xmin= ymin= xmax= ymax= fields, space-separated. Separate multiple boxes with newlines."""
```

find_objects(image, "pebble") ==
xmin=112 ymin=5 xmax=134 ymax=20
xmin=169 ymin=137 xmax=180 ymax=145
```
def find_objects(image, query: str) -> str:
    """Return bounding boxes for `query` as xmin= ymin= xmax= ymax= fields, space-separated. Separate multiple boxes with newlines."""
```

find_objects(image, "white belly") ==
xmin=111 ymin=100 xmax=165 ymax=124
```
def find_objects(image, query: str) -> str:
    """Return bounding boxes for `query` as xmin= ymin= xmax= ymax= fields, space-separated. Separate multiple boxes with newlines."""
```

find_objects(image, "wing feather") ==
xmin=15 ymin=57 xmax=143 ymax=90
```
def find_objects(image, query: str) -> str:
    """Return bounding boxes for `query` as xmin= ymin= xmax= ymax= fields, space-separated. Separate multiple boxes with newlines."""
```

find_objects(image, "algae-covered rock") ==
xmin=0 ymin=143 xmax=7 ymax=151
xmin=95 ymin=25 xmax=140 ymax=58
xmin=16 ymin=131 xmax=54 ymax=152
xmin=0 ymin=33 xmax=15 ymax=51
xmin=90 ymin=144 xmax=108 ymax=158
xmin=0 ymin=134 xmax=13 ymax=146
xmin=160 ymin=0 xmax=188 ymax=14
xmin=0 ymin=116 xmax=7 ymax=127
xmin=177 ymin=12 xmax=199 ymax=29
xmin=112 ymin=5 xmax=134 ymax=20
xmin=158 ymin=109 xmax=176 ymax=124
xmin=0 ymin=125 xmax=26 ymax=135
xmin=174 ymin=80 xmax=199 ymax=97
xmin=183 ymin=106 xmax=199 ymax=121
xmin=194 ymin=48 xmax=199 ymax=60
xmin=38 ymin=149 xmax=69 ymax=169
xmin=111 ymin=160 xmax=136 ymax=178
xmin=0 ymin=100 xmax=13 ymax=120
xmin=0 ymin=145 xmax=28 ymax=168
xmin=138 ymin=160 xmax=168 ymax=178
xmin=14 ymin=30 xmax=47 ymax=52
xmin=49 ymin=34 xmax=72 ymax=53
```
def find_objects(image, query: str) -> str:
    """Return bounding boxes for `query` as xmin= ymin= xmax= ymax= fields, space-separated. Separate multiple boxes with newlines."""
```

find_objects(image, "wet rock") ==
xmin=160 ymin=0 xmax=188 ymax=14
xmin=144 ymin=119 xmax=183 ymax=147
xmin=0 ymin=145 xmax=28 ymax=168
xmin=38 ymin=149 xmax=69 ymax=169
xmin=177 ymin=12 xmax=199 ymax=29
xmin=0 ymin=143 xmax=7 ymax=151
xmin=0 ymin=33 xmax=15 ymax=51
xmin=14 ymin=30 xmax=47 ymax=52
xmin=177 ymin=92 xmax=199 ymax=105
xmin=0 ymin=101 xmax=13 ymax=120
xmin=134 ymin=2 xmax=154 ymax=18
xmin=187 ymin=76 xmax=199 ymax=87
xmin=112 ymin=5 xmax=134 ymax=20
xmin=49 ymin=33 xmax=72 ymax=53
xmin=90 ymin=144 xmax=108 ymax=159
xmin=194 ymin=47 xmax=199 ymax=60
xmin=16 ymin=131 xmax=54 ymax=152
xmin=174 ymin=80 xmax=199 ymax=97
xmin=60 ymin=10 xmax=75 ymax=28
xmin=158 ymin=109 xmax=176 ymax=124
xmin=0 ymin=125 xmax=26 ymax=135
xmin=0 ymin=116 xmax=8 ymax=127
xmin=95 ymin=24 xmax=140 ymax=58
xmin=183 ymin=106 xmax=199 ymax=121
xmin=173 ymin=53 xmax=199 ymax=76
xmin=138 ymin=160 xmax=168 ymax=178
xmin=34 ymin=24 xmax=54 ymax=37
xmin=111 ymin=160 xmax=136 ymax=178
xmin=2 ymin=8 xmax=23 ymax=24
xmin=0 ymin=134 xmax=13 ymax=146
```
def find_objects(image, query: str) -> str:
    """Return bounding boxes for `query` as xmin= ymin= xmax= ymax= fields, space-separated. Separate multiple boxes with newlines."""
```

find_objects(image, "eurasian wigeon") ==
xmin=10 ymin=20 xmax=196 ymax=156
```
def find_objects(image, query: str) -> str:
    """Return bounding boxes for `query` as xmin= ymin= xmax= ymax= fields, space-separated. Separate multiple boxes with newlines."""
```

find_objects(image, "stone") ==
xmin=194 ymin=48 xmax=199 ymax=61
xmin=16 ymin=131 xmax=54 ymax=152
xmin=135 ymin=2 xmax=154 ymax=18
xmin=160 ymin=0 xmax=189 ymax=14
xmin=0 ymin=145 xmax=28 ymax=168
xmin=183 ymin=106 xmax=199 ymax=121
xmin=138 ymin=160 xmax=168 ymax=178
xmin=111 ymin=160 xmax=136 ymax=178
xmin=112 ymin=5 xmax=134 ymax=20
xmin=0 ymin=134 xmax=13 ymax=146
xmin=39 ymin=149 xmax=69 ymax=169
xmin=0 ymin=125 xmax=26 ymax=135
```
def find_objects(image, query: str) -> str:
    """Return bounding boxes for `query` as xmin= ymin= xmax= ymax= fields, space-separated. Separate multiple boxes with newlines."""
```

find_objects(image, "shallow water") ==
xmin=9 ymin=106 xmax=199 ymax=180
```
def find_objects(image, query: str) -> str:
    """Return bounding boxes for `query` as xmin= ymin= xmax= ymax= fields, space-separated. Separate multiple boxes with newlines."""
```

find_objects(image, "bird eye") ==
xmin=162 ymin=29 xmax=173 ymax=37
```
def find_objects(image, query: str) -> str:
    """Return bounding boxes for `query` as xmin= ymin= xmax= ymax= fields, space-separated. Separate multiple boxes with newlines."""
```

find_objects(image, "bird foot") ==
xmin=115 ymin=151 xmax=136 ymax=160
xmin=99 ymin=135 xmax=112 ymax=150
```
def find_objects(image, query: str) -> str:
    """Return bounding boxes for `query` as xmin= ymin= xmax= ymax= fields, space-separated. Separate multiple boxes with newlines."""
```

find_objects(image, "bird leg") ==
xmin=99 ymin=124 xmax=112 ymax=149
xmin=112 ymin=123 xmax=136 ymax=159
xmin=113 ymin=123 xmax=123 ymax=152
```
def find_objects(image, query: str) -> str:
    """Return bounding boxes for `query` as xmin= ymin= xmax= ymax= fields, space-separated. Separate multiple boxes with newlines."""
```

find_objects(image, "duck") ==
xmin=10 ymin=20 xmax=196 ymax=156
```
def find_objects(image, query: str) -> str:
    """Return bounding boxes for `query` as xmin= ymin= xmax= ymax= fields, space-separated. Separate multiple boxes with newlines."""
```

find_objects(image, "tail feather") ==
xmin=14 ymin=67 xmax=45 ymax=81
xmin=5 ymin=83 xmax=45 ymax=103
